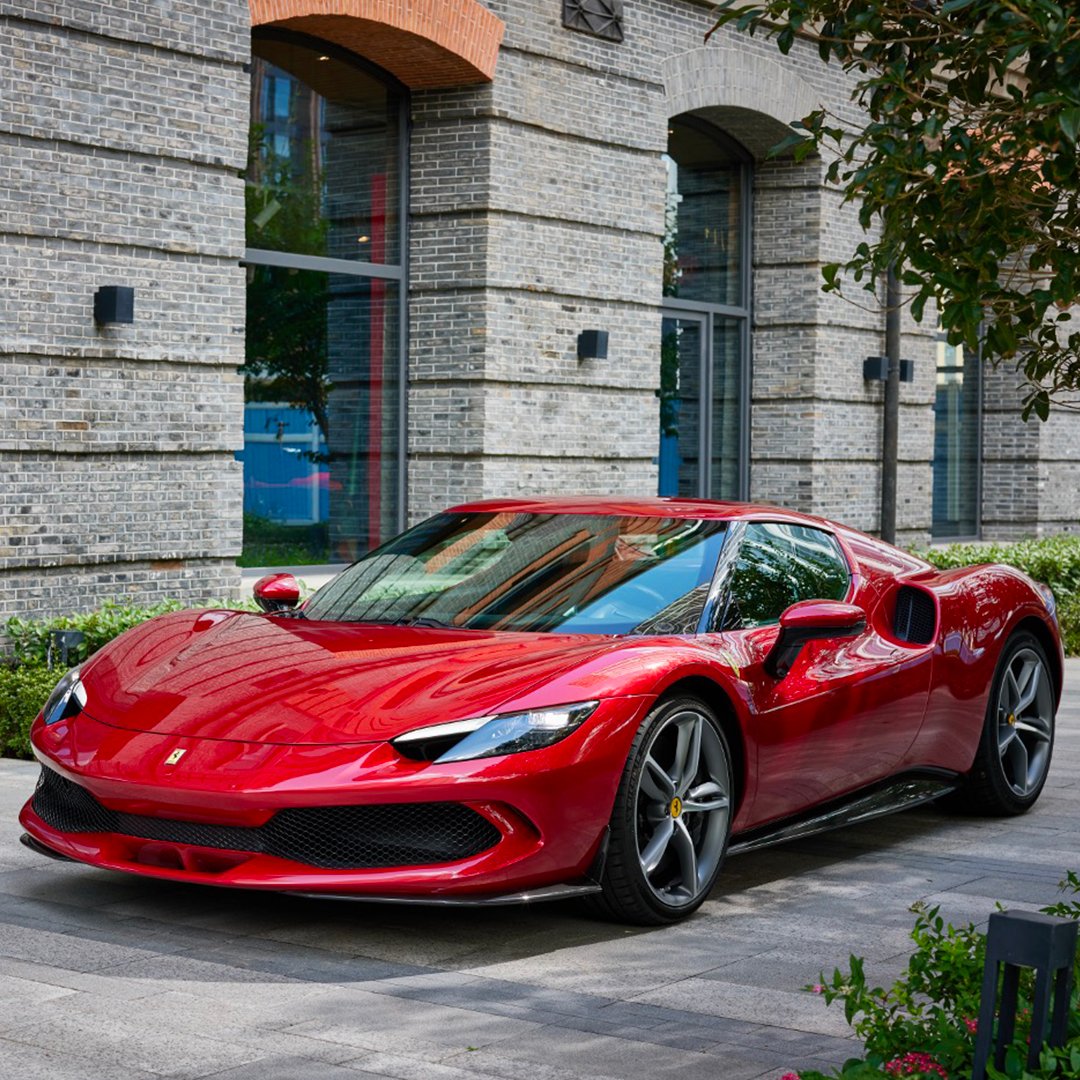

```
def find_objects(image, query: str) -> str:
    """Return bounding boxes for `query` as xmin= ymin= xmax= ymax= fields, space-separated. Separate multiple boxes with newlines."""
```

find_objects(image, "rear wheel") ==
xmin=589 ymin=696 xmax=733 ymax=925
xmin=952 ymin=631 xmax=1056 ymax=815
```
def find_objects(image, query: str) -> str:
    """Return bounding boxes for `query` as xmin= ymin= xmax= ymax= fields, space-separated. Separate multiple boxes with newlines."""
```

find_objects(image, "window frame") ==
xmin=243 ymin=27 xmax=411 ymax=546
xmin=931 ymin=327 xmax=983 ymax=541
xmin=705 ymin=520 xmax=853 ymax=632
xmin=661 ymin=114 xmax=753 ymax=500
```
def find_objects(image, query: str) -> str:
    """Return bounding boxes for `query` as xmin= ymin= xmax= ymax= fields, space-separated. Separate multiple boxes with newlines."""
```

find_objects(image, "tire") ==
xmin=588 ymin=695 xmax=734 ymax=925
xmin=951 ymin=631 xmax=1056 ymax=816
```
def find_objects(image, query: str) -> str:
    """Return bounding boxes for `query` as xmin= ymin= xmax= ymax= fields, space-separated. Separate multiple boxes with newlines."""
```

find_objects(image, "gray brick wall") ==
xmin=2 ymin=0 xmax=1076 ymax=632
xmin=0 ymin=5 xmax=247 ymax=622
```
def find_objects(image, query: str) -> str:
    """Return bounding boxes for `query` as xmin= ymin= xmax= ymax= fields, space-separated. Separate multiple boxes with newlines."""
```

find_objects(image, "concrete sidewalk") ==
xmin=1 ymin=661 xmax=1077 ymax=1080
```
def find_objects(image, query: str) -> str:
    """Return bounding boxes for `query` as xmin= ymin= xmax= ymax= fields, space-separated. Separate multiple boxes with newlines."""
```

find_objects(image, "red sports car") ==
xmin=20 ymin=498 xmax=1062 ymax=924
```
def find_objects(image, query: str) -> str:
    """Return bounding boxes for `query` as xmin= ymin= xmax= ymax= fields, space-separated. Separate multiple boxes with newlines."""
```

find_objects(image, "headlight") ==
xmin=41 ymin=667 xmax=86 ymax=726
xmin=393 ymin=701 xmax=599 ymax=763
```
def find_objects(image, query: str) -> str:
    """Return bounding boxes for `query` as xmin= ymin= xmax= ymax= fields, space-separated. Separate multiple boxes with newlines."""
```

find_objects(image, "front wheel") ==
xmin=952 ymin=631 xmax=1056 ymax=816
xmin=590 ymin=696 xmax=733 ymax=925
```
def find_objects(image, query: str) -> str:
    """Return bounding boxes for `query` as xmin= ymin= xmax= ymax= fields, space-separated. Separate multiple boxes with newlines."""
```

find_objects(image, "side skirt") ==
xmin=728 ymin=772 xmax=959 ymax=856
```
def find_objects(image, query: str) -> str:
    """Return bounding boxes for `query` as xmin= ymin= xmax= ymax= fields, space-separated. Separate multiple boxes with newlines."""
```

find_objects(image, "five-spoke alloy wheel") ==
xmin=955 ymin=631 xmax=1057 ymax=815
xmin=593 ymin=696 xmax=733 ymax=924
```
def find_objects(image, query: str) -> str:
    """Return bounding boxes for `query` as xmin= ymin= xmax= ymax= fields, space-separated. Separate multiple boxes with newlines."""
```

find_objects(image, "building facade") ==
xmin=1 ymin=0 xmax=1076 ymax=622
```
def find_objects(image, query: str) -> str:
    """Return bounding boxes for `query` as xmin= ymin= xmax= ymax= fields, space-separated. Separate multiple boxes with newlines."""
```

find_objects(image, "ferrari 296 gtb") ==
xmin=20 ymin=498 xmax=1062 ymax=924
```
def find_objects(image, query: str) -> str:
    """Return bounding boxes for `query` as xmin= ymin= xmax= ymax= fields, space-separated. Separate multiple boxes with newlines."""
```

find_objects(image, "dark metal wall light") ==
xmin=94 ymin=286 xmax=135 ymax=325
xmin=577 ymin=330 xmax=609 ymax=361
xmin=864 ymin=355 xmax=913 ymax=383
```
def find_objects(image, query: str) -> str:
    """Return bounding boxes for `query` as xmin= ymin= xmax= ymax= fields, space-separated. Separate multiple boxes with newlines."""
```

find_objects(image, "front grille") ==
xmin=31 ymin=768 xmax=501 ymax=870
xmin=894 ymin=585 xmax=936 ymax=645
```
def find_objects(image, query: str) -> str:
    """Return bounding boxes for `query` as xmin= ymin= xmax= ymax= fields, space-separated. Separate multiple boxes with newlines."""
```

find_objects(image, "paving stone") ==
xmin=0 ymin=1040 xmax=160 ymax=1080
xmin=283 ymin=988 xmax=548 ymax=1056
xmin=203 ymin=1058 xmax=390 ymax=1079
xmin=0 ymin=657 xmax=1075 ymax=1080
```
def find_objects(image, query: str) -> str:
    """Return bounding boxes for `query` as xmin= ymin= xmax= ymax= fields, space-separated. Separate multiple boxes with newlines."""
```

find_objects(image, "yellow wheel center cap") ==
xmin=670 ymin=796 xmax=683 ymax=818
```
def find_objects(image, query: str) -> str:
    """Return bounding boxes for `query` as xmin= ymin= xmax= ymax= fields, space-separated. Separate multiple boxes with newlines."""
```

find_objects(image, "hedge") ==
xmin=915 ymin=535 xmax=1080 ymax=656
xmin=0 ymin=598 xmax=249 ymax=759
xmin=0 ymin=662 xmax=58 ymax=759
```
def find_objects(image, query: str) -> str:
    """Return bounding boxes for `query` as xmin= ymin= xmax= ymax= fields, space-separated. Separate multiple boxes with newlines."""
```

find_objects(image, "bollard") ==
xmin=47 ymin=630 xmax=86 ymax=669
xmin=971 ymin=910 xmax=1077 ymax=1080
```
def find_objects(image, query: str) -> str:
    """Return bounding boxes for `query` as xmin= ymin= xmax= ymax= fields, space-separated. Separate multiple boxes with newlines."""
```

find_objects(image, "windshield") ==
xmin=304 ymin=512 xmax=728 ymax=634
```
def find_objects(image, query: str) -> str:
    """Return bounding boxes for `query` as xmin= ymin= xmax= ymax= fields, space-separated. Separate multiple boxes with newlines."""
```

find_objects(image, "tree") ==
xmin=710 ymin=1 xmax=1080 ymax=419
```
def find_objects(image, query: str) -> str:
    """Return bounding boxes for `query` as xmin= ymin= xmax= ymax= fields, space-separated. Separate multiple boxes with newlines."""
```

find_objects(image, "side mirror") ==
xmin=253 ymin=572 xmax=301 ymax=613
xmin=763 ymin=600 xmax=866 ymax=680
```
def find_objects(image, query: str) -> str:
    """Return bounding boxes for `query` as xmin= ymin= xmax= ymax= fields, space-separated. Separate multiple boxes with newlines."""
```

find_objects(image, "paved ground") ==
xmin=1 ymin=660 xmax=1077 ymax=1080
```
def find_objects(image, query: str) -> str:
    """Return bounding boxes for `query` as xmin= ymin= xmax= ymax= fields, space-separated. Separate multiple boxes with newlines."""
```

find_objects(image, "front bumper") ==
xmin=21 ymin=701 xmax=646 ymax=898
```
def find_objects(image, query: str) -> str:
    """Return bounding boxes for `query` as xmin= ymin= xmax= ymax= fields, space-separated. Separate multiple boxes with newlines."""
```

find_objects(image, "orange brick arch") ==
xmin=250 ymin=0 xmax=504 ymax=88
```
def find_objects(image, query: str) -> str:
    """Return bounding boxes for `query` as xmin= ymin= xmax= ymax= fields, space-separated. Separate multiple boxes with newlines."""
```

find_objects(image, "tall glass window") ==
xmin=659 ymin=117 xmax=750 ymax=500
xmin=242 ymin=31 xmax=407 ymax=567
xmin=932 ymin=333 xmax=981 ymax=538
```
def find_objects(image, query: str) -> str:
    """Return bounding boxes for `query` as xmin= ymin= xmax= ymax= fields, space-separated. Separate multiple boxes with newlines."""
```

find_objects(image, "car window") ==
xmin=305 ymin=512 xmax=729 ymax=635
xmin=721 ymin=522 xmax=849 ymax=630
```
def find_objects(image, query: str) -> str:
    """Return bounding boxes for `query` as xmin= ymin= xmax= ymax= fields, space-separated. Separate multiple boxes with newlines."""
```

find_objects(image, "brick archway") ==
xmin=250 ymin=0 xmax=504 ymax=89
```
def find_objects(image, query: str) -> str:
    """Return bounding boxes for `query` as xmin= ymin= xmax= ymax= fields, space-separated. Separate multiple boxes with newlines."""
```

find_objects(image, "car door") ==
xmin=708 ymin=521 xmax=933 ymax=826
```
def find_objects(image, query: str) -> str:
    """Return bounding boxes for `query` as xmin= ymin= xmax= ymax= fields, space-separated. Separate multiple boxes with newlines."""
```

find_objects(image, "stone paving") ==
xmin=1 ymin=660 xmax=1077 ymax=1080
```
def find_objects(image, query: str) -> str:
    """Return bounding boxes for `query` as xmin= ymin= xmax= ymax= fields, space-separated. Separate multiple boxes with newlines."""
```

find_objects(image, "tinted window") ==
xmin=305 ymin=512 xmax=728 ymax=635
xmin=721 ymin=523 xmax=849 ymax=629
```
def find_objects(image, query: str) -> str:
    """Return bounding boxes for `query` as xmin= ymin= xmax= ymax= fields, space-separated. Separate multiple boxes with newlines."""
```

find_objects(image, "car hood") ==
xmin=78 ymin=609 xmax=628 ymax=745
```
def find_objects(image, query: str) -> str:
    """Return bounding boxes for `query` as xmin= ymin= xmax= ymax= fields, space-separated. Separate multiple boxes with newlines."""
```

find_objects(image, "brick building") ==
xmin=1 ymin=0 xmax=1076 ymax=621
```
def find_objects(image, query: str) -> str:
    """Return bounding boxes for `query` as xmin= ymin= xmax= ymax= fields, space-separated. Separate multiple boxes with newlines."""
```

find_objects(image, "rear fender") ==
xmin=902 ymin=565 xmax=1060 ymax=772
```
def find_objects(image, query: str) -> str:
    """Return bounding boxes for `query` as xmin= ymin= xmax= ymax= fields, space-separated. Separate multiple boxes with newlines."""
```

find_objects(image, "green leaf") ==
xmin=1060 ymin=107 xmax=1080 ymax=145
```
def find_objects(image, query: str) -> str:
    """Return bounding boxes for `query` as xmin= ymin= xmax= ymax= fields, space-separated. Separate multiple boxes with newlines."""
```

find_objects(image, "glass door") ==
xmin=658 ymin=313 xmax=706 ymax=497
xmin=659 ymin=308 xmax=746 ymax=500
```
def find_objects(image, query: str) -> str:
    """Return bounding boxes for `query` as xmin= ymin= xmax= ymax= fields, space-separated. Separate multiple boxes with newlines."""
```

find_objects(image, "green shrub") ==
xmin=784 ymin=874 xmax=1080 ymax=1080
xmin=916 ymin=536 xmax=1080 ymax=657
xmin=1 ymin=597 xmax=266 ymax=759
xmin=4 ymin=599 xmax=188 ymax=667
xmin=0 ymin=662 xmax=61 ymax=758
xmin=1058 ymin=593 xmax=1080 ymax=659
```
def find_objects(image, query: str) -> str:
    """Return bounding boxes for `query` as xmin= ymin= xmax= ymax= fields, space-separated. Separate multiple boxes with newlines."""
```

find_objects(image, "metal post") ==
xmin=881 ymin=264 xmax=901 ymax=544
xmin=47 ymin=630 xmax=86 ymax=669
xmin=971 ymin=911 xmax=1078 ymax=1080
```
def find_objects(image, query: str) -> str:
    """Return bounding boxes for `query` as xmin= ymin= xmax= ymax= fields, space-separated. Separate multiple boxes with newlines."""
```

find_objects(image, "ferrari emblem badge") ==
xmin=164 ymin=749 xmax=187 ymax=766
xmin=670 ymin=796 xmax=683 ymax=819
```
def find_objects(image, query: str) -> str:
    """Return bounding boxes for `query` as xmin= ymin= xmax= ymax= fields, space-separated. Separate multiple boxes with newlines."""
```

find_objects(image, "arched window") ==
xmin=242 ymin=30 xmax=407 ymax=567
xmin=659 ymin=116 xmax=751 ymax=500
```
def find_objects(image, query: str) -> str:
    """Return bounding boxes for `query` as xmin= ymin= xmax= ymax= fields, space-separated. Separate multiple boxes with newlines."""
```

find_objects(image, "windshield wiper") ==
xmin=400 ymin=616 xmax=455 ymax=629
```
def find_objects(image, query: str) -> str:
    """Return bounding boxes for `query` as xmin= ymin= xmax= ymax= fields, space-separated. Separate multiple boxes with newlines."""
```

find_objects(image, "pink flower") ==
xmin=883 ymin=1051 xmax=948 ymax=1078
xmin=964 ymin=1017 xmax=978 ymax=1034
xmin=780 ymin=1074 xmax=801 ymax=1080
xmin=811 ymin=983 xmax=825 ymax=995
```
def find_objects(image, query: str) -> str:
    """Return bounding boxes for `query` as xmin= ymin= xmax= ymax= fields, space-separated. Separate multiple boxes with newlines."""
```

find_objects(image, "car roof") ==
xmin=445 ymin=496 xmax=839 ymax=530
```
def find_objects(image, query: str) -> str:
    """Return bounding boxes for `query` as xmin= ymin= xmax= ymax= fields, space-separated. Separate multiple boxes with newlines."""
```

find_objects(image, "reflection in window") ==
xmin=932 ymin=335 xmax=981 ymax=538
xmin=241 ymin=34 xmax=406 ymax=567
xmin=659 ymin=116 xmax=750 ymax=501
xmin=722 ymin=523 xmax=849 ymax=629
xmin=305 ymin=512 xmax=729 ymax=635
xmin=663 ymin=121 xmax=743 ymax=306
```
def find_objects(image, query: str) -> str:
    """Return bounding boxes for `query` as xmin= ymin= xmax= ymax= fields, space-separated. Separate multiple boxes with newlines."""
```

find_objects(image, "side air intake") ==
xmin=894 ymin=586 xmax=936 ymax=645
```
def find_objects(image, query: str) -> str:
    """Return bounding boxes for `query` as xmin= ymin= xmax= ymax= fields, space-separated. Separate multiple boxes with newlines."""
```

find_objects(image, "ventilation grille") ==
xmin=31 ymin=768 xmax=501 ymax=870
xmin=894 ymin=586 xmax=936 ymax=645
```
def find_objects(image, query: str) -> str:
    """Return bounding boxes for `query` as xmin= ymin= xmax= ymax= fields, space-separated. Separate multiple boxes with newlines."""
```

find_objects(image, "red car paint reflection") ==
xmin=20 ymin=498 xmax=1062 ymax=925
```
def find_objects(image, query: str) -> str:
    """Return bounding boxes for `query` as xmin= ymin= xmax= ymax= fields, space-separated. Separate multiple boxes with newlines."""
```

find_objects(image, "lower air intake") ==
xmin=31 ymin=768 xmax=501 ymax=869
xmin=894 ymin=586 xmax=937 ymax=645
